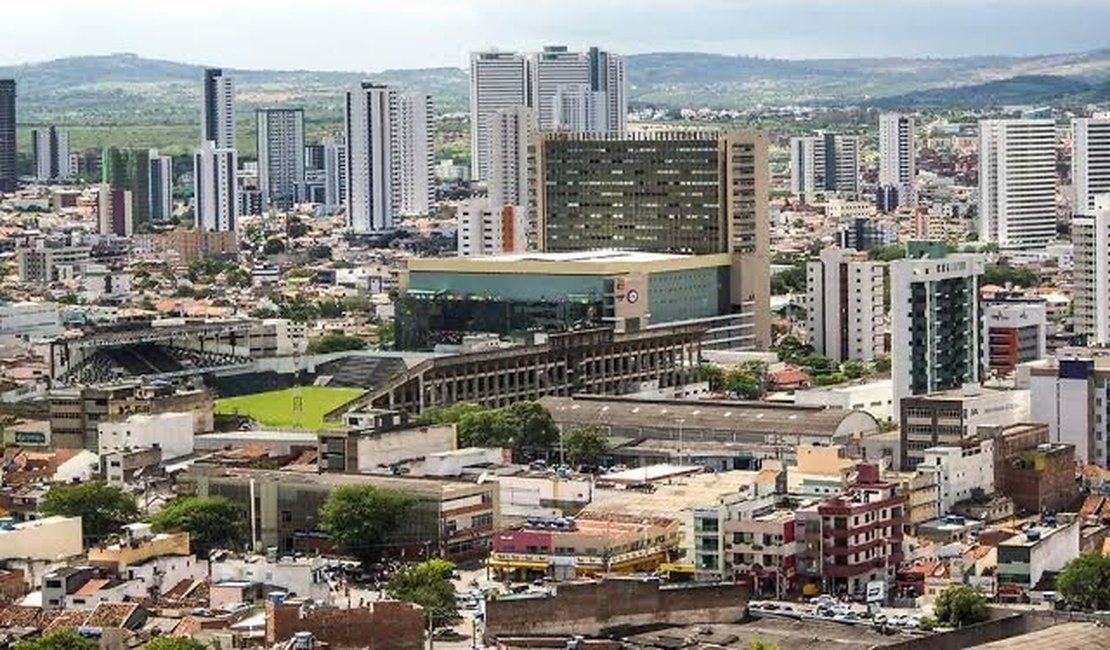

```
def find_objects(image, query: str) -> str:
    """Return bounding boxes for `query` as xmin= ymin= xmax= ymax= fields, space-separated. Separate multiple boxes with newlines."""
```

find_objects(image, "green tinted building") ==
xmin=102 ymin=147 xmax=152 ymax=232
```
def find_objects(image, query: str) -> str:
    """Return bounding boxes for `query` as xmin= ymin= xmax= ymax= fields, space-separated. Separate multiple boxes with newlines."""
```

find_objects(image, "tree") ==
xmin=262 ymin=238 xmax=286 ymax=255
xmin=869 ymin=244 xmax=906 ymax=262
xmin=982 ymin=264 xmax=1038 ymax=288
xmin=770 ymin=264 xmax=806 ymax=296
xmin=14 ymin=630 xmax=98 ymax=650
xmin=505 ymin=401 xmax=559 ymax=455
xmin=749 ymin=640 xmax=778 ymax=650
xmin=150 ymin=496 xmax=246 ymax=556
xmin=415 ymin=402 xmax=487 ymax=427
xmin=775 ymin=335 xmax=812 ymax=364
xmin=306 ymin=333 xmax=368 ymax=354
xmin=1056 ymin=552 xmax=1110 ymax=611
xmin=375 ymin=321 xmax=395 ymax=348
xmin=142 ymin=638 xmax=206 ymax=650
xmin=457 ymin=408 xmax=518 ymax=448
xmin=934 ymin=585 xmax=989 ymax=628
xmin=286 ymin=217 xmax=309 ymax=239
xmin=723 ymin=365 xmax=764 ymax=400
xmin=873 ymin=355 xmax=892 ymax=374
xmin=842 ymin=360 xmax=867 ymax=380
xmin=40 ymin=481 xmax=140 ymax=543
xmin=387 ymin=558 xmax=459 ymax=628
xmin=318 ymin=485 xmax=414 ymax=564
xmin=696 ymin=363 xmax=725 ymax=391
xmin=563 ymin=425 xmax=610 ymax=467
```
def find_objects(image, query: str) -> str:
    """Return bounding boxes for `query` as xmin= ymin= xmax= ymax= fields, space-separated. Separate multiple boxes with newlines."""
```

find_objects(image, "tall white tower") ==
xmin=978 ymin=118 xmax=1056 ymax=250
xmin=878 ymin=113 xmax=916 ymax=208
xmin=256 ymin=108 xmax=305 ymax=211
xmin=394 ymin=94 xmax=435 ymax=216
xmin=469 ymin=51 xmax=528 ymax=181
xmin=487 ymin=106 xmax=532 ymax=208
xmin=201 ymin=68 xmax=235 ymax=150
xmin=1073 ymin=116 xmax=1110 ymax=214
xmin=345 ymin=83 xmax=395 ymax=233
xmin=193 ymin=141 xmax=238 ymax=232
xmin=1072 ymin=194 xmax=1110 ymax=345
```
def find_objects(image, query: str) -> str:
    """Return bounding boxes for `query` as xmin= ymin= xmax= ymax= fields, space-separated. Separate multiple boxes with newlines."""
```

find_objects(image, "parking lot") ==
xmin=748 ymin=596 xmax=934 ymax=632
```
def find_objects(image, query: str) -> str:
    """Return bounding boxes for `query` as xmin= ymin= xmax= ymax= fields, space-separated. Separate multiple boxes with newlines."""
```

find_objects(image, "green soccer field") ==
xmin=213 ymin=386 xmax=365 ymax=430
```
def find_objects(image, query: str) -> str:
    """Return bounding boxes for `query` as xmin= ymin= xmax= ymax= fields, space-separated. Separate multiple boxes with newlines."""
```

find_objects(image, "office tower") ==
xmin=587 ymin=46 xmax=627 ymax=133
xmin=551 ymin=84 xmax=607 ymax=132
xmin=393 ymin=94 xmax=434 ymax=215
xmin=345 ymin=83 xmax=395 ymax=233
xmin=193 ymin=141 xmax=238 ymax=232
xmin=978 ymin=118 xmax=1056 ymax=250
xmin=529 ymin=130 xmax=771 ymax=349
xmin=469 ymin=51 xmax=528 ymax=180
xmin=101 ymin=147 xmax=151 ymax=233
xmin=1073 ymin=117 xmax=1110 ymax=214
xmin=878 ymin=113 xmax=916 ymax=209
xmin=528 ymin=45 xmax=626 ymax=133
xmin=31 ymin=126 xmax=71 ymax=181
xmin=97 ymin=184 xmax=133 ymax=237
xmin=0 ymin=80 xmax=14 ymax=192
xmin=201 ymin=68 xmax=235 ymax=150
xmin=487 ymin=106 xmax=531 ymax=207
xmin=148 ymin=151 xmax=173 ymax=223
xmin=806 ymin=248 xmax=885 ymax=362
xmin=789 ymin=133 xmax=859 ymax=199
xmin=323 ymin=137 xmax=346 ymax=210
xmin=890 ymin=242 xmax=985 ymax=408
xmin=529 ymin=46 xmax=590 ymax=131
xmin=456 ymin=198 xmax=526 ymax=256
xmin=256 ymin=108 xmax=306 ymax=210
xmin=1072 ymin=194 xmax=1110 ymax=345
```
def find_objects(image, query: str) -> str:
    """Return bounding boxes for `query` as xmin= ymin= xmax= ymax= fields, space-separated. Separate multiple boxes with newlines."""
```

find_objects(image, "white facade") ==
xmin=210 ymin=556 xmax=331 ymax=603
xmin=394 ymin=94 xmax=435 ymax=215
xmin=878 ymin=113 xmax=916 ymax=207
xmin=456 ymin=198 xmax=526 ymax=256
xmin=806 ymin=247 xmax=885 ymax=362
xmin=978 ymin=119 xmax=1057 ymax=250
xmin=256 ymin=108 xmax=306 ymax=210
xmin=1029 ymin=358 xmax=1109 ymax=467
xmin=789 ymin=133 xmax=859 ymax=198
xmin=97 ymin=411 xmax=195 ymax=460
xmin=201 ymin=68 xmax=235 ymax=150
xmin=1072 ymin=194 xmax=1110 ymax=345
xmin=193 ymin=141 xmax=238 ymax=232
xmin=470 ymin=51 xmax=528 ymax=180
xmin=0 ymin=301 xmax=62 ymax=340
xmin=31 ymin=126 xmax=70 ymax=181
xmin=1073 ymin=117 xmax=1110 ymax=214
xmin=486 ymin=106 xmax=532 ymax=207
xmin=323 ymin=136 xmax=346 ymax=210
xmin=345 ymin=83 xmax=394 ymax=233
xmin=918 ymin=440 xmax=995 ymax=515
xmin=126 ymin=554 xmax=208 ymax=597
xmin=793 ymin=378 xmax=896 ymax=423
xmin=982 ymin=301 xmax=1048 ymax=373
xmin=0 ymin=516 xmax=82 ymax=562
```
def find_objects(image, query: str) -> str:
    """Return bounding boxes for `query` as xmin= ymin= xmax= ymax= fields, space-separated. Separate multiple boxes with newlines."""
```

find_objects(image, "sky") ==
xmin=1 ymin=0 xmax=1109 ymax=72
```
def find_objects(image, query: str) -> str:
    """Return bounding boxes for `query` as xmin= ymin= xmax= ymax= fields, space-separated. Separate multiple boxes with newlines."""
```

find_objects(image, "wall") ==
xmin=210 ymin=557 xmax=330 ymax=602
xmin=98 ymin=411 xmax=195 ymax=459
xmin=0 ymin=516 xmax=82 ymax=562
xmin=86 ymin=532 xmax=191 ymax=569
xmin=484 ymin=579 xmax=748 ymax=639
xmin=795 ymin=379 xmax=895 ymax=423
xmin=266 ymin=599 xmax=424 ymax=649
xmin=497 ymin=475 xmax=593 ymax=520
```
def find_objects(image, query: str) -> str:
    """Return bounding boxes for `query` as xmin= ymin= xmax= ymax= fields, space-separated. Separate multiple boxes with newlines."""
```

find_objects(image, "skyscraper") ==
xmin=469 ymin=51 xmax=528 ymax=181
xmin=148 ymin=150 xmax=173 ymax=223
xmin=806 ymin=247 xmax=886 ymax=363
xmin=393 ymin=94 xmax=434 ymax=216
xmin=890 ymin=242 xmax=985 ymax=408
xmin=789 ymin=133 xmax=859 ymax=199
xmin=202 ymin=68 xmax=235 ymax=150
xmin=345 ymin=83 xmax=394 ymax=233
xmin=102 ymin=147 xmax=151 ymax=233
xmin=97 ymin=184 xmax=133 ymax=237
xmin=256 ymin=108 xmax=306 ymax=210
xmin=1072 ymin=194 xmax=1110 ymax=346
xmin=0 ymin=80 xmax=15 ymax=193
xmin=486 ymin=106 xmax=531 ymax=207
xmin=978 ymin=118 xmax=1056 ymax=250
xmin=878 ymin=113 xmax=916 ymax=210
xmin=193 ymin=141 xmax=238 ymax=232
xmin=323 ymin=137 xmax=346 ymax=211
xmin=31 ymin=126 xmax=71 ymax=181
xmin=1073 ymin=116 xmax=1110 ymax=214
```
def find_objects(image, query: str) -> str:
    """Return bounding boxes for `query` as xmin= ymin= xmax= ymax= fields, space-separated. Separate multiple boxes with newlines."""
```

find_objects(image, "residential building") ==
xmin=102 ymin=147 xmax=151 ymax=232
xmin=486 ymin=105 xmax=531 ymax=207
xmin=201 ymin=68 xmax=235 ymax=150
xmin=193 ymin=141 xmax=238 ymax=232
xmin=899 ymin=386 xmax=1030 ymax=470
xmin=0 ymin=516 xmax=82 ymax=563
xmin=979 ymin=422 xmax=1051 ymax=497
xmin=983 ymin=301 xmax=1047 ymax=375
xmin=726 ymin=503 xmax=802 ymax=597
xmin=16 ymin=244 xmax=90 ymax=284
xmin=917 ymin=440 xmax=996 ymax=515
xmin=806 ymin=247 xmax=885 ymax=362
xmin=97 ymin=412 xmax=195 ymax=460
xmin=345 ymin=83 xmax=393 ymax=232
xmin=878 ymin=113 xmax=916 ymax=209
xmin=527 ymin=45 xmax=625 ymax=133
xmin=0 ymin=301 xmax=63 ymax=341
xmin=97 ymin=184 xmax=133 ymax=237
xmin=1028 ymin=356 xmax=1110 ymax=468
xmin=836 ymin=217 xmax=897 ymax=251
xmin=256 ymin=108 xmax=305 ymax=210
xmin=996 ymin=519 xmax=1080 ymax=591
xmin=394 ymin=94 xmax=435 ymax=215
xmin=0 ymin=79 xmax=14 ymax=192
xmin=1072 ymin=116 xmax=1110 ymax=214
xmin=49 ymin=383 xmax=213 ymax=450
xmin=210 ymin=555 xmax=331 ymax=604
xmin=978 ymin=119 xmax=1056 ymax=250
xmin=529 ymin=130 xmax=770 ymax=349
xmin=790 ymin=133 xmax=860 ymax=199
xmin=1072 ymin=194 xmax=1110 ymax=345
xmin=147 ymin=150 xmax=172 ymax=223
xmin=1002 ymin=443 xmax=1079 ymax=514
xmin=470 ymin=51 xmax=529 ymax=180
xmin=890 ymin=242 xmax=985 ymax=409
xmin=323 ymin=136 xmax=346 ymax=210
xmin=455 ymin=198 xmax=525 ymax=256
xmin=31 ymin=126 xmax=71 ymax=181
xmin=86 ymin=524 xmax=191 ymax=570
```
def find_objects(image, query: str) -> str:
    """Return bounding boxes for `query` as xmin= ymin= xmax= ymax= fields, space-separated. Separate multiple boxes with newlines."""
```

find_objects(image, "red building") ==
xmin=796 ymin=464 xmax=905 ymax=597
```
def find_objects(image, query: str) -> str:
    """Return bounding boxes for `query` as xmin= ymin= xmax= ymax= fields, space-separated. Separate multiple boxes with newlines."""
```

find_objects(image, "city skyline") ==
xmin=1 ymin=0 xmax=1109 ymax=72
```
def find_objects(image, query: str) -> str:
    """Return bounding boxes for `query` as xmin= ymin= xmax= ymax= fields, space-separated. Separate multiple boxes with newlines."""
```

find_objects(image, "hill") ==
xmin=866 ymin=75 xmax=1110 ymax=109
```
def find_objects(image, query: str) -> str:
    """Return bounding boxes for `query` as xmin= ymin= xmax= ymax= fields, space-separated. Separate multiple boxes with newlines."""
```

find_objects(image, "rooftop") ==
xmin=584 ymin=470 xmax=762 ymax=517
xmin=969 ymin=623 xmax=1108 ymax=650
xmin=196 ymin=466 xmax=488 ymax=498
xmin=406 ymin=250 xmax=732 ymax=275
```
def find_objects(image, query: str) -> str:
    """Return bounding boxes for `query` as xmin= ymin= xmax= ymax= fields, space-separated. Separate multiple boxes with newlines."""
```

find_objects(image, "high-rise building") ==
xmin=550 ymin=84 xmax=606 ymax=133
xmin=304 ymin=144 xmax=325 ymax=172
xmin=1072 ymin=194 xmax=1110 ymax=345
xmin=469 ymin=51 xmax=528 ymax=181
xmin=148 ymin=151 xmax=173 ymax=223
xmin=890 ymin=242 xmax=985 ymax=409
xmin=456 ymin=198 xmax=526 ymax=256
xmin=31 ymin=126 xmax=71 ymax=181
xmin=1072 ymin=116 xmax=1110 ymax=215
xmin=837 ymin=217 xmax=897 ymax=251
xmin=393 ymin=94 xmax=434 ymax=216
xmin=256 ymin=108 xmax=306 ymax=210
xmin=878 ymin=113 xmax=916 ymax=210
xmin=201 ymin=68 xmax=235 ymax=150
xmin=486 ymin=106 xmax=531 ymax=207
xmin=193 ymin=141 xmax=238 ymax=232
xmin=323 ymin=137 xmax=346 ymax=210
xmin=789 ymin=133 xmax=859 ymax=199
xmin=0 ymin=80 xmax=15 ymax=192
xmin=529 ymin=130 xmax=770 ymax=349
xmin=978 ymin=118 xmax=1056 ymax=250
xmin=345 ymin=83 xmax=394 ymax=233
xmin=1030 ymin=357 xmax=1110 ymax=468
xmin=97 ymin=184 xmax=133 ymax=237
xmin=101 ymin=147 xmax=151 ymax=233
xmin=806 ymin=247 xmax=885 ymax=363
xmin=587 ymin=46 xmax=627 ymax=134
